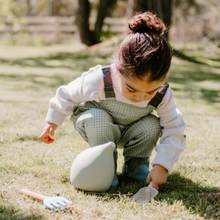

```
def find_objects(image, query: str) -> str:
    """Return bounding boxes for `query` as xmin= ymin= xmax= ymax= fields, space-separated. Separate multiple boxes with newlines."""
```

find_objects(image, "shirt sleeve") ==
xmin=45 ymin=65 xmax=105 ymax=126
xmin=152 ymin=87 xmax=186 ymax=172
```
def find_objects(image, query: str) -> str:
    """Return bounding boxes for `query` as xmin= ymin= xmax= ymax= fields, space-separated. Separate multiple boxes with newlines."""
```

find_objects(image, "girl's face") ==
xmin=116 ymin=71 xmax=163 ymax=102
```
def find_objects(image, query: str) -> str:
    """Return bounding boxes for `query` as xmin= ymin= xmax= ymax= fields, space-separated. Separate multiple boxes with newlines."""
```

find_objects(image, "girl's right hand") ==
xmin=40 ymin=123 xmax=58 ymax=144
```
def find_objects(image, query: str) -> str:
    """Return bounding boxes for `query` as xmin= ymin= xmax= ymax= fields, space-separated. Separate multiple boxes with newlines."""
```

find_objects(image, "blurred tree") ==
xmin=76 ymin=0 xmax=117 ymax=46
xmin=48 ymin=0 xmax=54 ymax=16
xmin=0 ymin=0 xmax=23 ymax=20
xmin=26 ymin=0 xmax=31 ymax=16
xmin=25 ymin=0 xmax=78 ymax=17
xmin=132 ymin=0 xmax=172 ymax=40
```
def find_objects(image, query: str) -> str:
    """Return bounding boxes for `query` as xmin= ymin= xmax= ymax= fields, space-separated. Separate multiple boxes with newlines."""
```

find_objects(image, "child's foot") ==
xmin=109 ymin=172 xmax=119 ymax=190
xmin=123 ymin=157 xmax=150 ymax=183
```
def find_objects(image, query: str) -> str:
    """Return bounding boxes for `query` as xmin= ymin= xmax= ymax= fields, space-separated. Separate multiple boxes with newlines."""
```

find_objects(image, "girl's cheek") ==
xmin=122 ymin=90 xmax=131 ymax=99
xmin=147 ymin=93 xmax=157 ymax=100
xmin=146 ymin=94 xmax=154 ymax=100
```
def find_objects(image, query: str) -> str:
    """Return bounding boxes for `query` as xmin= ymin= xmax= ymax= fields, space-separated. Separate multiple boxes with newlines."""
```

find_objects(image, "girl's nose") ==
xmin=134 ymin=93 xmax=145 ymax=101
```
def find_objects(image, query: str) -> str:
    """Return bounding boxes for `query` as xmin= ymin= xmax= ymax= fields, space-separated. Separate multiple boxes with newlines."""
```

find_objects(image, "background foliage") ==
xmin=0 ymin=0 xmax=220 ymax=44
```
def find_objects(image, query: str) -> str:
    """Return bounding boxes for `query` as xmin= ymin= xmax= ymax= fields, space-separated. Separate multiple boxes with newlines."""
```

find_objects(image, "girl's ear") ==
xmin=115 ymin=66 xmax=118 ymax=74
xmin=115 ymin=66 xmax=120 ymax=76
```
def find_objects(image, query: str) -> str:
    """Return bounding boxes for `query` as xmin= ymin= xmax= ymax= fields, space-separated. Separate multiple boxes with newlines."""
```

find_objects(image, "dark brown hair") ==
xmin=115 ymin=12 xmax=173 ymax=82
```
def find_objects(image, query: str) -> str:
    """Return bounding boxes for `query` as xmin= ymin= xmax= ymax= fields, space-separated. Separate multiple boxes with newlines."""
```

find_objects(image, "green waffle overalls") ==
xmin=71 ymin=66 xmax=169 ymax=188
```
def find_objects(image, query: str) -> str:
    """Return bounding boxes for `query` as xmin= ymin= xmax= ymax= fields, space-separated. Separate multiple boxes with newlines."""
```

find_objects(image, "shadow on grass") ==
xmin=0 ymin=51 xmax=110 ymax=72
xmin=158 ymin=172 xmax=220 ymax=219
xmin=0 ymin=51 xmax=111 ymax=89
xmin=173 ymin=49 xmax=220 ymax=68
xmin=17 ymin=135 xmax=42 ymax=142
xmin=0 ymin=51 xmax=86 ymax=68
xmin=84 ymin=172 xmax=220 ymax=219
xmin=0 ymin=73 xmax=70 ymax=89
xmin=1 ymin=47 xmax=220 ymax=102
xmin=173 ymin=49 xmax=206 ymax=65
xmin=0 ymin=205 xmax=45 ymax=220
xmin=170 ymin=50 xmax=220 ymax=103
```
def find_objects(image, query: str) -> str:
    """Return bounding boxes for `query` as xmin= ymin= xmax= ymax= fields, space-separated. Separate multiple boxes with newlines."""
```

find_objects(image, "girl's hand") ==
xmin=146 ymin=164 xmax=168 ymax=190
xmin=40 ymin=123 xmax=58 ymax=144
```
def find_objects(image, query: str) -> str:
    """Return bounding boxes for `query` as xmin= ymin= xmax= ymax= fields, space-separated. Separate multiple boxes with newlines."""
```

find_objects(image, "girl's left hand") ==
xmin=146 ymin=164 xmax=167 ymax=190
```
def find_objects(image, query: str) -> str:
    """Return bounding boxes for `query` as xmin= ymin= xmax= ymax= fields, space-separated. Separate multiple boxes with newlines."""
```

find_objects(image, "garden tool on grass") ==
xmin=20 ymin=189 xmax=72 ymax=211
xmin=131 ymin=181 xmax=158 ymax=203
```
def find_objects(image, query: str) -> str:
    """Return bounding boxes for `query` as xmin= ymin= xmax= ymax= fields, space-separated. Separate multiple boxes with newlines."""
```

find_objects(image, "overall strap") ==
xmin=102 ymin=66 xmax=115 ymax=99
xmin=148 ymin=82 xmax=169 ymax=108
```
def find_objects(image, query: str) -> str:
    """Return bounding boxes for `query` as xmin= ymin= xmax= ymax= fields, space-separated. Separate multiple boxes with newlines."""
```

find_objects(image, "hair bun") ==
xmin=128 ymin=12 xmax=166 ymax=35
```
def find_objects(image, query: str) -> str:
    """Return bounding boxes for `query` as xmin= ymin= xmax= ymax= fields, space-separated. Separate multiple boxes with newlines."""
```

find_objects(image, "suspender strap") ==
xmin=148 ymin=83 xmax=169 ymax=108
xmin=102 ymin=66 xmax=115 ymax=98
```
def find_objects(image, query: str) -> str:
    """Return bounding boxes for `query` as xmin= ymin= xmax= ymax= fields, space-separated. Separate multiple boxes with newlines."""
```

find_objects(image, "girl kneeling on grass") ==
xmin=40 ymin=11 xmax=186 ymax=191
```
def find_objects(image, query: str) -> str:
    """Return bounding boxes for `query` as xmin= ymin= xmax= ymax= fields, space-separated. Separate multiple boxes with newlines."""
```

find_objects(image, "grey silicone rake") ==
xmin=20 ymin=189 xmax=72 ymax=210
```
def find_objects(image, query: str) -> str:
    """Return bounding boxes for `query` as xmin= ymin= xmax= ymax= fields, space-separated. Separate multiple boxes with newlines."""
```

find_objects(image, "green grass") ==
xmin=0 ymin=40 xmax=220 ymax=219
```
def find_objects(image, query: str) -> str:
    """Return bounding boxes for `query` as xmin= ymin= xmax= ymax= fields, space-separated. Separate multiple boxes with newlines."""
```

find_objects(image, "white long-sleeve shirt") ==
xmin=46 ymin=64 xmax=186 ymax=172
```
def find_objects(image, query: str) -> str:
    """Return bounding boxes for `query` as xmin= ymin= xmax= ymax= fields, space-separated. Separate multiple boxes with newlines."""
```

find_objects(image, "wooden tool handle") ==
xmin=20 ymin=189 xmax=47 ymax=202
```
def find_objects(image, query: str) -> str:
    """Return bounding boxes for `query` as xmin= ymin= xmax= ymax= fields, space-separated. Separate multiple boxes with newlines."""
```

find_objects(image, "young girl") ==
xmin=40 ymin=12 xmax=186 ymax=191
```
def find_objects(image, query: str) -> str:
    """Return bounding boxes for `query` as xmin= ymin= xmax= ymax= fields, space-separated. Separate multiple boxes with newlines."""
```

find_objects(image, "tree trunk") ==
xmin=94 ymin=0 xmax=117 ymax=42
xmin=75 ymin=0 xmax=97 ymax=46
xmin=76 ymin=0 xmax=117 ymax=46
xmin=126 ymin=0 xmax=134 ymax=19
xmin=48 ymin=0 xmax=54 ymax=16
xmin=26 ymin=0 xmax=31 ymax=16
xmin=133 ymin=0 xmax=172 ymax=40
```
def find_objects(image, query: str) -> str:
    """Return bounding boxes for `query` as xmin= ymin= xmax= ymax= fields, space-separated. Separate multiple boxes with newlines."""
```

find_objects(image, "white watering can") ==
xmin=70 ymin=142 xmax=115 ymax=192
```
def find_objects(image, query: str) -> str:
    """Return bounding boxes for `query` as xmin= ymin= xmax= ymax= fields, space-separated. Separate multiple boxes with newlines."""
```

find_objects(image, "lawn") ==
xmin=0 ymin=39 xmax=220 ymax=220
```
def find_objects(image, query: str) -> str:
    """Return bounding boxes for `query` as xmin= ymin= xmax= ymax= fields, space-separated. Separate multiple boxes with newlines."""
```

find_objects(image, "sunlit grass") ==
xmin=0 ymin=40 xmax=220 ymax=219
